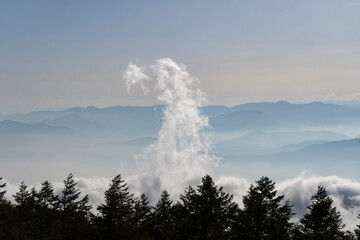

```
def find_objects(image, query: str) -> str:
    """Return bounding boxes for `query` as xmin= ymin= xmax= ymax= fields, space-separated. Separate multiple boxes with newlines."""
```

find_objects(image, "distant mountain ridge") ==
xmin=215 ymin=130 xmax=348 ymax=155
xmin=2 ymin=101 xmax=360 ymax=183
xmin=0 ymin=120 xmax=71 ymax=135
xmin=229 ymin=101 xmax=360 ymax=125
xmin=1 ymin=101 xmax=360 ymax=135
xmin=210 ymin=110 xmax=281 ymax=131
xmin=223 ymin=138 xmax=360 ymax=162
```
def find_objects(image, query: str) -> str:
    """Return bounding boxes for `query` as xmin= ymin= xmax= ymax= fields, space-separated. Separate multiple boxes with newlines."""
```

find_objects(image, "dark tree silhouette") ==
xmin=59 ymin=173 xmax=92 ymax=240
xmin=152 ymin=189 xmax=176 ymax=239
xmin=131 ymin=193 xmax=152 ymax=239
xmin=36 ymin=181 xmax=59 ymax=240
xmin=1 ymin=173 xmax=360 ymax=240
xmin=0 ymin=178 xmax=7 ymax=204
xmin=97 ymin=174 xmax=134 ymax=240
xmin=236 ymin=176 xmax=294 ymax=240
xmin=354 ymin=214 xmax=360 ymax=240
xmin=13 ymin=182 xmax=32 ymax=240
xmin=300 ymin=186 xmax=346 ymax=240
xmin=179 ymin=175 xmax=238 ymax=239
xmin=0 ymin=177 xmax=13 ymax=240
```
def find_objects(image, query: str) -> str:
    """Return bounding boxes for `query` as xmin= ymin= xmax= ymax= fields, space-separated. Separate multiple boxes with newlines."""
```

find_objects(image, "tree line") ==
xmin=1 ymin=173 xmax=360 ymax=240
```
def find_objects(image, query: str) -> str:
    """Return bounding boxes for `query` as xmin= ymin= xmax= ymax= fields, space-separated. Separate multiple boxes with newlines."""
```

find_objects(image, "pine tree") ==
xmin=14 ymin=182 xmax=31 ymax=206
xmin=237 ymin=176 xmax=294 ymax=240
xmin=300 ymin=186 xmax=346 ymax=240
xmin=0 ymin=177 xmax=12 ymax=239
xmin=152 ymin=190 xmax=176 ymax=239
xmin=38 ymin=181 xmax=58 ymax=209
xmin=97 ymin=174 xmax=134 ymax=240
xmin=28 ymin=187 xmax=41 ymax=239
xmin=355 ymin=214 xmax=360 ymax=240
xmin=36 ymin=181 xmax=59 ymax=240
xmin=177 ymin=185 xmax=200 ymax=239
xmin=197 ymin=175 xmax=238 ymax=239
xmin=59 ymin=173 xmax=92 ymax=240
xmin=132 ymin=193 xmax=152 ymax=239
xmin=179 ymin=175 xmax=238 ymax=239
xmin=13 ymin=182 xmax=32 ymax=240
xmin=0 ymin=177 xmax=7 ymax=204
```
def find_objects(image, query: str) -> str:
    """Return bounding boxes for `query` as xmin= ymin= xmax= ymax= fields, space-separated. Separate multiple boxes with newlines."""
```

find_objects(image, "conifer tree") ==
xmin=0 ymin=177 xmax=7 ymax=204
xmin=300 ymin=186 xmax=346 ymax=240
xmin=355 ymin=214 xmax=360 ymax=240
xmin=0 ymin=177 xmax=12 ymax=239
xmin=60 ymin=173 xmax=89 ymax=212
xmin=238 ymin=176 xmax=294 ymax=240
xmin=59 ymin=173 xmax=92 ymax=240
xmin=152 ymin=190 xmax=176 ymax=239
xmin=179 ymin=175 xmax=238 ymax=239
xmin=37 ymin=181 xmax=59 ymax=240
xmin=132 ymin=193 xmax=152 ymax=239
xmin=177 ymin=185 xmax=198 ymax=239
xmin=197 ymin=175 xmax=238 ymax=239
xmin=97 ymin=174 xmax=134 ymax=240
xmin=14 ymin=182 xmax=31 ymax=206
xmin=38 ymin=181 xmax=58 ymax=209
xmin=13 ymin=182 xmax=32 ymax=240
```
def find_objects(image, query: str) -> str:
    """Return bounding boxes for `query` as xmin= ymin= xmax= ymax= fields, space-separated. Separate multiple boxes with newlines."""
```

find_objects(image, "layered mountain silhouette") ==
xmin=1 ymin=101 xmax=360 ymax=185
xmin=2 ymin=101 xmax=360 ymax=134
xmin=0 ymin=120 xmax=71 ymax=135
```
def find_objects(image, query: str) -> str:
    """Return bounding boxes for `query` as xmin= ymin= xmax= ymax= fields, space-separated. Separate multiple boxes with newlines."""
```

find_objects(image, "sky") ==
xmin=1 ymin=0 xmax=360 ymax=113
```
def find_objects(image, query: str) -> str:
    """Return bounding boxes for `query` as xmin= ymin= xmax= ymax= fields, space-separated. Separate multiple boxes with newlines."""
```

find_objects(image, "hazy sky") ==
xmin=1 ymin=0 xmax=360 ymax=113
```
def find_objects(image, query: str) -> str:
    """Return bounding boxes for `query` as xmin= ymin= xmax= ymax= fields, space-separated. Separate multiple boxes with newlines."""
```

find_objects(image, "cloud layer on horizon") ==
xmin=3 ymin=173 xmax=360 ymax=230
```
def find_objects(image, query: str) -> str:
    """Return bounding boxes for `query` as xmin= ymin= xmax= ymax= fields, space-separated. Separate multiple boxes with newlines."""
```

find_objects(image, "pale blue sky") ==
xmin=1 ymin=0 xmax=360 ymax=113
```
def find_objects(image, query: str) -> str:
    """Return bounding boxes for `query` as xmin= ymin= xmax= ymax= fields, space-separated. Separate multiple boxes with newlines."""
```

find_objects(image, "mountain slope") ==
xmin=210 ymin=110 xmax=281 ymax=131
xmin=0 ymin=120 xmax=71 ymax=135
xmin=231 ymin=101 xmax=360 ymax=126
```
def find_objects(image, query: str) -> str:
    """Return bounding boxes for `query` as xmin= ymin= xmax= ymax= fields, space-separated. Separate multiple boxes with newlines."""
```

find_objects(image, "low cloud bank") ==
xmin=278 ymin=174 xmax=360 ymax=230
xmin=218 ymin=174 xmax=360 ymax=230
xmin=3 ymin=173 xmax=360 ymax=230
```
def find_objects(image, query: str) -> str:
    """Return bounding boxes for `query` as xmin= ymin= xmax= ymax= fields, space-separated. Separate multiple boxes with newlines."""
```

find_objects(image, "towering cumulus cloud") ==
xmin=123 ymin=58 xmax=215 ymax=202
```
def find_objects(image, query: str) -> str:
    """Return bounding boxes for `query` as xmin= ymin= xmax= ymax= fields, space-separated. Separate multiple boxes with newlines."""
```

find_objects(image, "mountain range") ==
xmin=2 ymin=101 xmax=360 ymax=135
xmin=1 ymin=101 xmax=360 ymax=184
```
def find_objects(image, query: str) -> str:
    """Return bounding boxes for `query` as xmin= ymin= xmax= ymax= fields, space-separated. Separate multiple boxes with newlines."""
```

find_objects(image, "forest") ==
xmin=0 ymin=174 xmax=359 ymax=240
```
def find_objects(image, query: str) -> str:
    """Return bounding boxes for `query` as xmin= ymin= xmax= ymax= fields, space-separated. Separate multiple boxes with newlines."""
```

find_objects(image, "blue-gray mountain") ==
xmin=2 ymin=101 xmax=360 ymax=134
xmin=1 ymin=101 xmax=360 ymax=183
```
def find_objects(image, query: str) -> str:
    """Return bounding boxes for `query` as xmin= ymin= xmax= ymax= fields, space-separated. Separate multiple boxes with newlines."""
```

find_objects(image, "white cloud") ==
xmin=3 ymin=174 xmax=360 ymax=230
xmin=122 ymin=62 xmax=150 ymax=95
xmin=123 ymin=58 xmax=216 ymax=203
xmin=277 ymin=174 xmax=360 ymax=230
xmin=216 ymin=176 xmax=250 ymax=207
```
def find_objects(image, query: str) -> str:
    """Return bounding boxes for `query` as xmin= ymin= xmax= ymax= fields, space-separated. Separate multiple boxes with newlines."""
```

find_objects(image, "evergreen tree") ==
xmin=97 ymin=174 xmax=134 ymax=240
xmin=60 ymin=173 xmax=90 ymax=213
xmin=355 ymin=214 xmax=360 ymax=240
xmin=179 ymin=175 xmax=238 ymax=239
xmin=14 ymin=182 xmax=31 ymax=206
xmin=13 ymin=182 xmax=32 ymax=240
xmin=0 ymin=177 xmax=7 ymax=204
xmin=300 ymin=186 xmax=346 ymax=240
xmin=152 ymin=190 xmax=176 ymax=239
xmin=132 ymin=193 xmax=152 ymax=239
xmin=38 ymin=181 xmax=58 ymax=209
xmin=237 ymin=176 xmax=294 ymax=240
xmin=0 ymin=177 xmax=13 ymax=240
xmin=176 ymin=186 xmax=197 ymax=239
xmin=28 ymin=187 xmax=41 ymax=240
xmin=36 ymin=181 xmax=59 ymax=240
xmin=59 ymin=173 xmax=92 ymax=240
